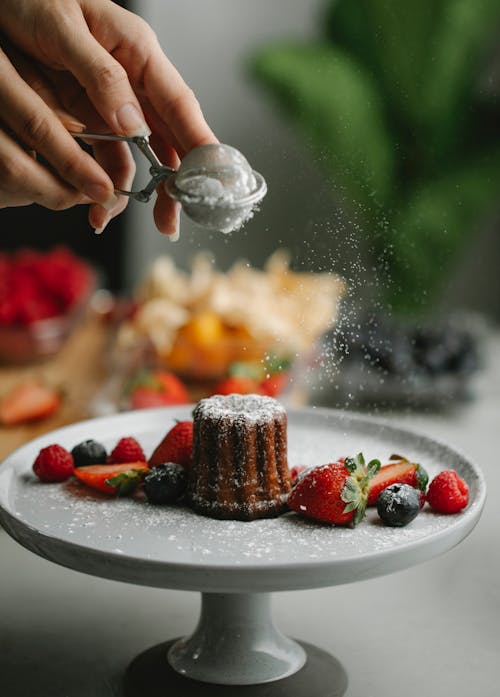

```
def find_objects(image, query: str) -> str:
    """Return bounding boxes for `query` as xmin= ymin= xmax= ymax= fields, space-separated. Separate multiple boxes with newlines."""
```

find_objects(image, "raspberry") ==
xmin=33 ymin=444 xmax=74 ymax=482
xmin=426 ymin=469 xmax=469 ymax=513
xmin=109 ymin=437 xmax=146 ymax=464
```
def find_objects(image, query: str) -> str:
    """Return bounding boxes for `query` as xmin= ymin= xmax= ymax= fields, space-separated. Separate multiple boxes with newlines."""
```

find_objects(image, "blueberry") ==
xmin=143 ymin=463 xmax=187 ymax=505
xmin=376 ymin=483 xmax=421 ymax=527
xmin=71 ymin=439 xmax=107 ymax=468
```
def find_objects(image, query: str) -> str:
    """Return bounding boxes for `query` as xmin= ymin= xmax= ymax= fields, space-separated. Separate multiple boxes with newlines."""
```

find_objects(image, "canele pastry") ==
xmin=188 ymin=393 xmax=291 ymax=521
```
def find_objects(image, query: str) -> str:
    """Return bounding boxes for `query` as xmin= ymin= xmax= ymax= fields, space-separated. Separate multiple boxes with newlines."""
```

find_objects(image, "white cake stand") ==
xmin=0 ymin=406 xmax=486 ymax=696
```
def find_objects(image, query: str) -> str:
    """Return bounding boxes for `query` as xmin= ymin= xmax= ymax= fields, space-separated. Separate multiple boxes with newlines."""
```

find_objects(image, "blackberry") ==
xmin=143 ymin=462 xmax=187 ymax=505
xmin=376 ymin=483 xmax=421 ymax=527
xmin=71 ymin=439 xmax=107 ymax=468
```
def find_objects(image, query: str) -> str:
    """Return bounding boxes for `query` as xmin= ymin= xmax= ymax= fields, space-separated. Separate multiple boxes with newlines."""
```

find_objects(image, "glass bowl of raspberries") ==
xmin=0 ymin=246 xmax=95 ymax=364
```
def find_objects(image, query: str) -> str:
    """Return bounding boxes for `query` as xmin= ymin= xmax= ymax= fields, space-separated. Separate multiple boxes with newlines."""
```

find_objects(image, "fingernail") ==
xmin=167 ymin=203 xmax=181 ymax=240
xmin=64 ymin=118 xmax=86 ymax=133
xmin=83 ymin=184 xmax=118 ymax=210
xmin=116 ymin=103 xmax=151 ymax=137
xmin=94 ymin=218 xmax=110 ymax=235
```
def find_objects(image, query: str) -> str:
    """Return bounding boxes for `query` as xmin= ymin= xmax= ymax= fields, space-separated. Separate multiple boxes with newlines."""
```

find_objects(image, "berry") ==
xmin=376 ymin=483 xmax=421 ymax=527
xmin=71 ymin=439 xmax=108 ymax=468
xmin=127 ymin=369 xmax=189 ymax=410
xmin=148 ymin=421 xmax=193 ymax=468
xmin=0 ymin=246 xmax=93 ymax=327
xmin=73 ymin=462 xmax=148 ymax=496
xmin=33 ymin=444 xmax=74 ymax=482
xmin=143 ymin=462 xmax=188 ymax=504
xmin=289 ymin=464 xmax=308 ymax=485
xmin=288 ymin=453 xmax=380 ymax=526
xmin=109 ymin=437 xmax=146 ymax=464
xmin=0 ymin=379 xmax=61 ymax=426
xmin=260 ymin=371 xmax=289 ymax=397
xmin=367 ymin=455 xmax=428 ymax=505
xmin=212 ymin=376 xmax=263 ymax=396
xmin=426 ymin=470 xmax=469 ymax=513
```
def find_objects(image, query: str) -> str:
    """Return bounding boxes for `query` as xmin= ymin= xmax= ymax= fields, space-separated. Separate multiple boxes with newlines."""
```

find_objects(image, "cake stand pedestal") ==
xmin=125 ymin=592 xmax=347 ymax=696
xmin=0 ymin=406 xmax=486 ymax=697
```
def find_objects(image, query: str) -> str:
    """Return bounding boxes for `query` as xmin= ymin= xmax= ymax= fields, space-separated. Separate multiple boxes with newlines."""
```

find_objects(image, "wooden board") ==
xmin=0 ymin=313 xmax=109 ymax=462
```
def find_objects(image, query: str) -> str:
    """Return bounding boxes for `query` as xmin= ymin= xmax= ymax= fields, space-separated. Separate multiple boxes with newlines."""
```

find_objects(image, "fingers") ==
xmin=0 ymin=48 xmax=118 ymax=210
xmin=43 ymin=4 xmax=150 ymax=138
xmin=3 ymin=40 xmax=86 ymax=133
xmin=149 ymin=136 xmax=181 ymax=238
xmin=0 ymin=125 xmax=89 ymax=210
xmin=88 ymin=139 xmax=136 ymax=233
xmin=142 ymin=41 xmax=218 ymax=156
xmin=84 ymin=0 xmax=217 ymax=154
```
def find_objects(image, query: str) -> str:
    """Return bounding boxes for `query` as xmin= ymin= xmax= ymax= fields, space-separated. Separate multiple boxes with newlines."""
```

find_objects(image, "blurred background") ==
xmin=129 ymin=0 xmax=500 ymax=323
xmin=1 ymin=0 xmax=500 ymax=427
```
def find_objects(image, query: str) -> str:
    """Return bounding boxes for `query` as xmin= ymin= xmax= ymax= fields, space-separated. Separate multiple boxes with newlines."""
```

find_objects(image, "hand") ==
xmin=0 ymin=0 xmax=217 ymax=236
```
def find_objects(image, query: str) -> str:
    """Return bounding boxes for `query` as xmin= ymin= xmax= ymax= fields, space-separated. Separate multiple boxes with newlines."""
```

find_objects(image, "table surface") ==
xmin=1 ymin=323 xmax=499 ymax=697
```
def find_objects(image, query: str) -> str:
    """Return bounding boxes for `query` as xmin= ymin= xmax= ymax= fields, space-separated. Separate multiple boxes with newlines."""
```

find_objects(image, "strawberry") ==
xmin=367 ymin=455 xmax=429 ymax=505
xmin=0 ymin=379 xmax=61 ymax=426
xmin=426 ymin=470 xmax=469 ymax=513
xmin=148 ymin=421 xmax=193 ymax=468
xmin=260 ymin=371 xmax=289 ymax=397
xmin=288 ymin=453 xmax=380 ymax=526
xmin=212 ymin=376 xmax=263 ymax=396
xmin=109 ymin=437 xmax=146 ymax=464
xmin=223 ymin=357 xmax=290 ymax=397
xmin=289 ymin=464 xmax=308 ymax=485
xmin=127 ymin=369 xmax=189 ymax=409
xmin=33 ymin=444 xmax=74 ymax=482
xmin=73 ymin=462 xmax=148 ymax=496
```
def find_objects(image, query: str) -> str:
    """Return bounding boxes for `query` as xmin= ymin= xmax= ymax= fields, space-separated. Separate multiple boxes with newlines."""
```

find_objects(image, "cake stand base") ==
xmin=123 ymin=639 xmax=348 ymax=697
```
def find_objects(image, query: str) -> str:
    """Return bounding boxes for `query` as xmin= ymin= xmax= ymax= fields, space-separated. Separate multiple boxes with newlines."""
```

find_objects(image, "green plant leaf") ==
xmin=251 ymin=42 xmax=395 ymax=218
xmin=325 ymin=0 xmax=444 ymax=132
xmin=383 ymin=149 xmax=500 ymax=313
xmin=326 ymin=0 xmax=500 ymax=161
xmin=421 ymin=0 xmax=500 ymax=155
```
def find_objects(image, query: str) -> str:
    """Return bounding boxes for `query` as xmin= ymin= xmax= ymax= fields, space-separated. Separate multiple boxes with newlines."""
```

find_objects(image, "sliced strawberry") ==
xmin=73 ymin=462 xmax=148 ymax=496
xmin=0 ymin=379 xmax=61 ymax=426
xmin=367 ymin=456 xmax=429 ymax=506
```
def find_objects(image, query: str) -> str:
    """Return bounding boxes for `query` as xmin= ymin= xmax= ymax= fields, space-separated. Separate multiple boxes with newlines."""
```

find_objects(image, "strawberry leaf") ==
xmin=389 ymin=453 xmax=409 ymax=462
xmin=352 ymin=499 xmax=367 ymax=527
xmin=415 ymin=463 xmax=429 ymax=492
xmin=366 ymin=458 xmax=381 ymax=479
xmin=345 ymin=452 xmax=365 ymax=474
xmin=105 ymin=470 xmax=143 ymax=496
xmin=124 ymin=370 xmax=162 ymax=396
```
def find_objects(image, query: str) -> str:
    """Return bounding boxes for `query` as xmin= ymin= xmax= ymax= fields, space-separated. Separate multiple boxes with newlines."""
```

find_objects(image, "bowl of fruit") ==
xmin=115 ymin=250 xmax=345 ymax=401
xmin=326 ymin=310 xmax=483 ymax=409
xmin=0 ymin=246 xmax=95 ymax=364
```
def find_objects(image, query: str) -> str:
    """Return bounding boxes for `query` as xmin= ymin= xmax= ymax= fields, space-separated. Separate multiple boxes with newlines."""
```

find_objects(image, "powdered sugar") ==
xmin=195 ymin=393 xmax=286 ymax=423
